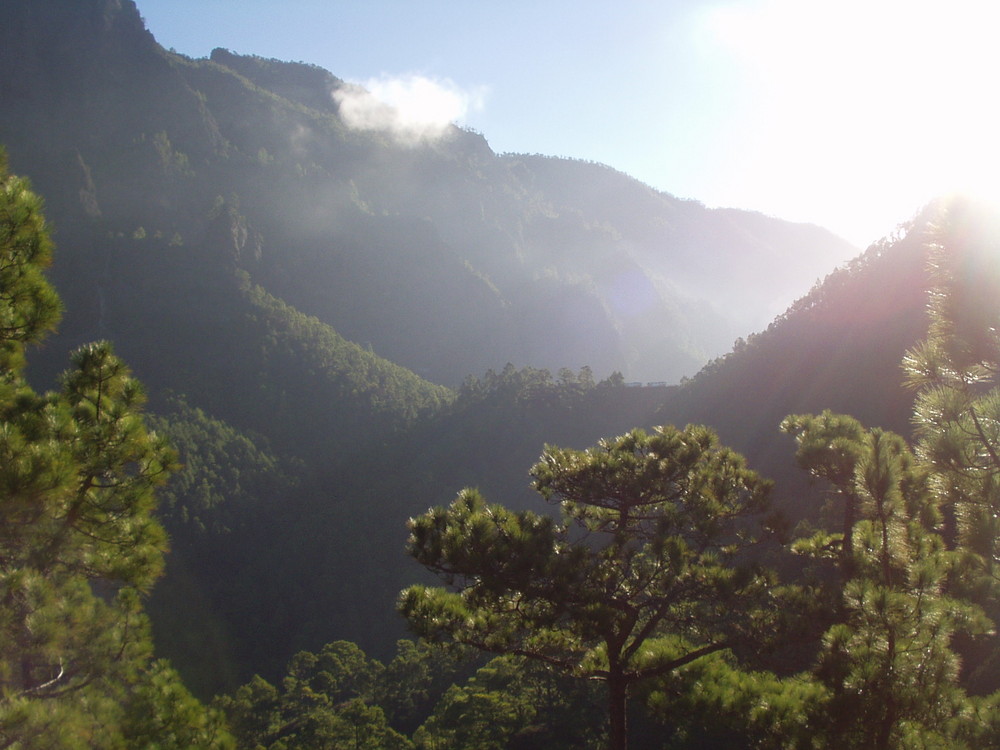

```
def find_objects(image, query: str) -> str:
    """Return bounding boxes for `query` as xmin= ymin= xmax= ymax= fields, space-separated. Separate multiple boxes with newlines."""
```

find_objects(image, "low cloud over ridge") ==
xmin=333 ymin=74 xmax=487 ymax=144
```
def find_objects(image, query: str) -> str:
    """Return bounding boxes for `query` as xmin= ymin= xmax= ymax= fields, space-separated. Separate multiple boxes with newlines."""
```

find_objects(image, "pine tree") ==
xmin=903 ymin=199 xmax=1000 ymax=596
xmin=400 ymin=424 xmax=776 ymax=750
xmin=898 ymin=197 xmax=1000 ymax=714
xmin=0 ymin=152 xmax=231 ymax=748
xmin=783 ymin=412 xmax=989 ymax=748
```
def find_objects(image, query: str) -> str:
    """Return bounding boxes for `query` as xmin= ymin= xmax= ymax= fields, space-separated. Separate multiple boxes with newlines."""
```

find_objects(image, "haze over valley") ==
xmin=2 ymin=2 xmax=1000 ymax=749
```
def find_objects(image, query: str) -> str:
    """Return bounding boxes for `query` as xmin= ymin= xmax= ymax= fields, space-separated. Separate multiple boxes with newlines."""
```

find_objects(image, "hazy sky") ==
xmin=137 ymin=0 xmax=1000 ymax=247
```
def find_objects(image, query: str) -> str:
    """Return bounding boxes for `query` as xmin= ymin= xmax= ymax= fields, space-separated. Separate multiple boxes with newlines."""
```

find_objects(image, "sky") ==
xmin=136 ymin=0 xmax=1000 ymax=248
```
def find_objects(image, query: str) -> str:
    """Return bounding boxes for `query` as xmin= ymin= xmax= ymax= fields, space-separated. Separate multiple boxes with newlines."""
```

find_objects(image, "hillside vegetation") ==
xmin=5 ymin=1 xmax=1000 ymax=748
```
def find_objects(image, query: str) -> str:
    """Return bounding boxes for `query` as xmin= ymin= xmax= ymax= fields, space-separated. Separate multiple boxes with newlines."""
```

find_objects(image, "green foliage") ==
xmin=0 ymin=150 xmax=61 ymax=371
xmin=645 ymin=651 xmax=824 ymax=749
xmin=784 ymin=412 xmax=991 ymax=749
xmin=904 ymin=200 xmax=1000 ymax=582
xmin=373 ymin=639 xmax=469 ymax=735
xmin=121 ymin=659 xmax=234 ymax=749
xmin=147 ymin=393 xmax=299 ymax=534
xmin=412 ymin=654 xmax=605 ymax=750
xmin=900 ymin=198 xmax=1000 ymax=700
xmin=221 ymin=639 xmax=606 ymax=750
xmin=401 ymin=424 xmax=776 ymax=749
xmin=141 ymin=394 xmax=301 ymax=697
xmin=0 ymin=152 xmax=230 ymax=748
xmin=241 ymin=281 xmax=453 ymax=430
xmin=782 ymin=410 xmax=881 ymax=575
xmin=217 ymin=641 xmax=430 ymax=750
xmin=758 ymin=210 xmax=1000 ymax=748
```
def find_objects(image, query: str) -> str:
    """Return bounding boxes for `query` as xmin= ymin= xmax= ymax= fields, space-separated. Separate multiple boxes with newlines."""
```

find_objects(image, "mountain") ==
xmin=237 ymin=210 xmax=940 ymax=687
xmin=2 ymin=0 xmax=944 ymax=700
xmin=654 ymin=213 xmax=934 ymax=522
xmin=0 ymin=0 xmax=856 ymax=392
xmin=142 ymin=214 xmax=936 ymax=698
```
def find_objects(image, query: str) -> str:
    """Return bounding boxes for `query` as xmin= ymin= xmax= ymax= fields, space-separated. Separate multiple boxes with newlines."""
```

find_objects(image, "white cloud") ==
xmin=334 ymin=74 xmax=487 ymax=144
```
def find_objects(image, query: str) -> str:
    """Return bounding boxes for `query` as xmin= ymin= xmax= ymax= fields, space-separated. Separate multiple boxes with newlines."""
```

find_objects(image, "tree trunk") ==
xmin=608 ymin=671 xmax=628 ymax=750
xmin=841 ymin=491 xmax=856 ymax=579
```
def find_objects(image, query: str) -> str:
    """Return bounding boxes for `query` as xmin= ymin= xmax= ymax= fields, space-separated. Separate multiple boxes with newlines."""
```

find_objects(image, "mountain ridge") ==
xmin=0 ymin=0 xmax=859 ymax=388
xmin=3 ymin=0 xmax=952 ymax=699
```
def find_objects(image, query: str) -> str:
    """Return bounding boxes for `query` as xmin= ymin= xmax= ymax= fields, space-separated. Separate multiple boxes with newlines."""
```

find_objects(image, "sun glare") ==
xmin=702 ymin=0 xmax=1000 ymax=243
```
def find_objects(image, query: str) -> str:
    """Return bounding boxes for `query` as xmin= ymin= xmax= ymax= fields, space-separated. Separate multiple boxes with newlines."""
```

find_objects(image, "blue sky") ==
xmin=137 ymin=0 xmax=1000 ymax=248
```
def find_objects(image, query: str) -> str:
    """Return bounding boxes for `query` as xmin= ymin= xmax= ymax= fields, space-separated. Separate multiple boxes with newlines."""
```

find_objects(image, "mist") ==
xmin=333 ymin=73 xmax=486 ymax=144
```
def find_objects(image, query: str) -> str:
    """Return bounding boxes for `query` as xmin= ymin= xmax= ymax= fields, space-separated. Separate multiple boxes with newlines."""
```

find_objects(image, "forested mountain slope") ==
xmin=1 ymin=0 xmax=856 ymax=391
xmin=655 ymin=211 xmax=934 ymax=522
xmin=8 ymin=137 xmax=997 ymax=748
xmin=0 ymin=0 xmax=947 ymax=708
xmin=149 ymin=215 xmax=935 ymax=698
